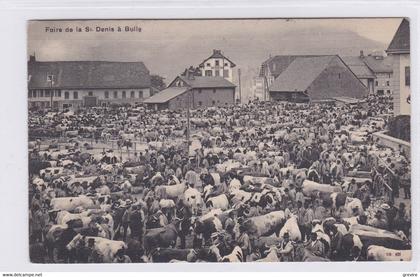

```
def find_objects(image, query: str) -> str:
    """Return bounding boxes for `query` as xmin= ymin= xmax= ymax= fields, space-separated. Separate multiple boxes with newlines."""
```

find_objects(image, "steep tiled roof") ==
xmin=260 ymin=55 xmax=321 ymax=78
xmin=179 ymin=76 xmax=236 ymax=88
xmin=387 ymin=18 xmax=410 ymax=54
xmin=143 ymin=87 xmax=189 ymax=104
xmin=28 ymin=60 xmax=150 ymax=89
xmin=363 ymin=56 xmax=393 ymax=74
xmin=269 ymin=56 xmax=335 ymax=92
xmin=342 ymin=56 xmax=376 ymax=79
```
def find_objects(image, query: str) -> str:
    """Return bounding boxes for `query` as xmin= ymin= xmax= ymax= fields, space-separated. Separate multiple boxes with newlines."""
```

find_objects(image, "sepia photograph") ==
xmin=27 ymin=18 xmax=411 ymax=264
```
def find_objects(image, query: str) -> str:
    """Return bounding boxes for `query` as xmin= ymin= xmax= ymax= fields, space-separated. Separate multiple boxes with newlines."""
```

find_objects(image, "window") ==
xmin=40 ymin=90 xmax=44 ymax=97
xmin=198 ymin=101 xmax=202 ymax=106
xmin=104 ymin=91 xmax=109 ymax=99
xmin=215 ymin=60 xmax=219 ymax=66
xmin=45 ymin=91 xmax=50 ymax=97
xmin=65 ymin=91 xmax=69 ymax=99
xmin=88 ymin=91 xmax=93 ymax=96
xmin=405 ymin=66 xmax=410 ymax=86
xmin=387 ymin=90 xmax=391 ymax=94
xmin=213 ymin=89 xmax=216 ymax=94
xmin=131 ymin=91 xmax=135 ymax=98
xmin=122 ymin=91 xmax=126 ymax=98
xmin=386 ymin=81 xmax=390 ymax=86
xmin=206 ymin=63 xmax=210 ymax=67
xmin=215 ymin=70 xmax=220 ymax=77
xmin=198 ymin=89 xmax=202 ymax=94
xmin=375 ymin=81 xmax=378 ymax=86
xmin=224 ymin=63 xmax=228 ymax=66
xmin=212 ymin=100 xmax=216 ymax=105
xmin=138 ymin=91 xmax=143 ymax=98
xmin=223 ymin=70 xmax=229 ymax=78
xmin=56 ymin=91 xmax=61 ymax=97
xmin=114 ymin=91 xmax=118 ymax=98
xmin=205 ymin=70 xmax=212 ymax=76
xmin=338 ymin=73 xmax=341 ymax=79
xmin=73 ymin=91 xmax=78 ymax=99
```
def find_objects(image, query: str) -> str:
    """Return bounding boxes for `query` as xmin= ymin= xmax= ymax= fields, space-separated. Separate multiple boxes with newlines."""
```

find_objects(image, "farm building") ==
xmin=268 ymin=55 xmax=368 ymax=102
xmin=143 ymin=74 xmax=236 ymax=111
xmin=27 ymin=55 xmax=151 ymax=110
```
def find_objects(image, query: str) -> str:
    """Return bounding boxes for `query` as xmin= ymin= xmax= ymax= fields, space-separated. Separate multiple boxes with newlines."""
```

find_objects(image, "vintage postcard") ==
xmin=27 ymin=18 xmax=411 ymax=263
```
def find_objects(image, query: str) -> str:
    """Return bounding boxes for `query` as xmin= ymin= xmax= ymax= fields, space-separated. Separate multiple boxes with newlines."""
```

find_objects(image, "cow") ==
xmin=50 ymin=196 xmax=96 ymax=211
xmin=206 ymin=194 xmax=229 ymax=210
xmin=220 ymin=246 xmax=244 ymax=262
xmin=143 ymin=219 xmax=186 ymax=253
xmin=183 ymin=187 xmax=203 ymax=215
xmin=349 ymin=224 xmax=410 ymax=252
xmin=242 ymin=211 xmax=286 ymax=238
xmin=56 ymin=210 xmax=92 ymax=228
xmin=256 ymin=245 xmax=280 ymax=262
xmin=367 ymin=245 xmax=412 ymax=261
xmin=302 ymin=180 xmax=342 ymax=196
xmin=66 ymin=234 xmax=127 ymax=263
xmin=151 ymin=248 xmax=197 ymax=263
xmin=279 ymin=216 xmax=302 ymax=241
xmin=194 ymin=216 xmax=223 ymax=243
xmin=155 ymin=183 xmax=186 ymax=200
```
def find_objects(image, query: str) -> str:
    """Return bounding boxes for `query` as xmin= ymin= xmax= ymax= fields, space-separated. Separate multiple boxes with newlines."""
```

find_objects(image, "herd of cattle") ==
xmin=28 ymin=96 xmax=411 ymax=263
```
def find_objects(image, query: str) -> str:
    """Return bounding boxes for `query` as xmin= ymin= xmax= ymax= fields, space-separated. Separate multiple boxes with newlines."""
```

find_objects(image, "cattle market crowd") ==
xmin=28 ymin=95 xmax=412 ymax=263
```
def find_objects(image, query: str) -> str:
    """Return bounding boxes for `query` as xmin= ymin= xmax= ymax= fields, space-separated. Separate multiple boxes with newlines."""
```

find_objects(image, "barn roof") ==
xmin=179 ymin=76 xmax=236 ymax=88
xmin=363 ymin=55 xmax=393 ymax=74
xmin=143 ymin=87 xmax=189 ymax=104
xmin=342 ymin=56 xmax=376 ymax=78
xmin=28 ymin=60 xmax=150 ymax=89
xmin=260 ymin=55 xmax=322 ymax=78
xmin=269 ymin=56 xmax=335 ymax=92
xmin=387 ymin=18 xmax=410 ymax=54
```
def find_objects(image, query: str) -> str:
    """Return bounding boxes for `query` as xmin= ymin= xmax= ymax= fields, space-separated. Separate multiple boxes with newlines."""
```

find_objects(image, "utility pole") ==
xmin=238 ymin=68 xmax=242 ymax=104
xmin=186 ymin=89 xmax=191 ymax=158
xmin=47 ymin=73 xmax=54 ymax=109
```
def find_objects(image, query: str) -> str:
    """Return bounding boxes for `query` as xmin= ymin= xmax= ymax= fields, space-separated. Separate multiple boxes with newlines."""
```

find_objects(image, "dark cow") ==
xmin=151 ymin=248 xmax=196 ymax=263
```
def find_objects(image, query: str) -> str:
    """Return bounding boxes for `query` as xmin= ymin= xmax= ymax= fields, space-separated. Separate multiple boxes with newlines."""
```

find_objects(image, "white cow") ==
xmin=66 ymin=234 xmax=127 ymax=263
xmin=206 ymin=194 xmax=229 ymax=210
xmin=50 ymin=196 xmax=95 ymax=211
xmin=302 ymin=180 xmax=342 ymax=196
xmin=367 ymin=245 xmax=411 ymax=261
xmin=56 ymin=210 xmax=92 ymax=227
xmin=279 ymin=216 xmax=302 ymax=241
xmin=184 ymin=187 xmax=203 ymax=215
xmin=256 ymin=245 xmax=280 ymax=262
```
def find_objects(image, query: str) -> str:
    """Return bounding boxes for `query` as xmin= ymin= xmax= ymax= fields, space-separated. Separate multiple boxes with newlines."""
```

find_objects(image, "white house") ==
xmin=198 ymin=49 xmax=236 ymax=83
xmin=386 ymin=18 xmax=410 ymax=116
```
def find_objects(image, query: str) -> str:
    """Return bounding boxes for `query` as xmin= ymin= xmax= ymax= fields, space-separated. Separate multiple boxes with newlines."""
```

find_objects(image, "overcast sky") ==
xmin=28 ymin=18 xmax=403 ymax=98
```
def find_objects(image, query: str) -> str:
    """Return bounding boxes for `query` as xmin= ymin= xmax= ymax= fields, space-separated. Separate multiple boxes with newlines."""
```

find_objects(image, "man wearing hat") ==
xmin=278 ymin=232 xmax=294 ymax=261
xmin=305 ymin=231 xmax=324 ymax=257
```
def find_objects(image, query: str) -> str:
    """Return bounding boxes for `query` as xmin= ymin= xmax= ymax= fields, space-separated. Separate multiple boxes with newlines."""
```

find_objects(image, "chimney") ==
xmin=29 ymin=53 xmax=36 ymax=63
xmin=213 ymin=49 xmax=221 ymax=55
xmin=360 ymin=50 xmax=364 ymax=58
xmin=185 ymin=68 xmax=195 ymax=80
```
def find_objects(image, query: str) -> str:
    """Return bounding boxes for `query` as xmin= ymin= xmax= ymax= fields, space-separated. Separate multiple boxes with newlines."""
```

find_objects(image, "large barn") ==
xmin=268 ymin=55 xmax=368 ymax=102
xmin=27 ymin=55 xmax=151 ymax=110
xmin=143 ymin=74 xmax=236 ymax=111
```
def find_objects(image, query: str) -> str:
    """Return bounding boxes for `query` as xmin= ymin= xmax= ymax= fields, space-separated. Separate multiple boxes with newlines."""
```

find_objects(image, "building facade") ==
xmin=28 ymin=56 xmax=151 ymax=110
xmin=342 ymin=54 xmax=375 ymax=94
xmin=144 ymin=75 xmax=236 ymax=111
xmin=362 ymin=52 xmax=393 ymax=95
xmin=198 ymin=49 xmax=236 ymax=83
xmin=386 ymin=18 xmax=410 ymax=116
